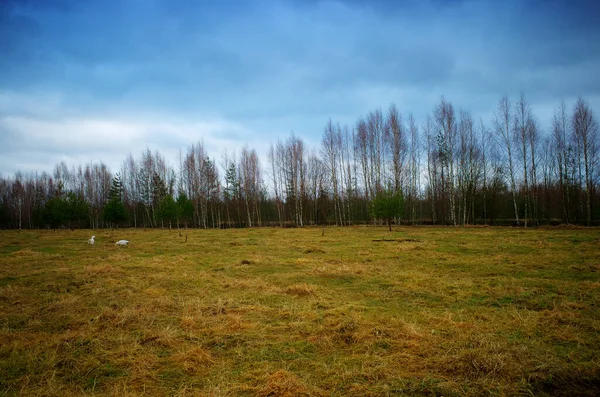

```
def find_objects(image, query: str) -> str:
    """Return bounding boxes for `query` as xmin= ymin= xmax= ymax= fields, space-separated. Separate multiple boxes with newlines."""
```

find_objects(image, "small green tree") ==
xmin=372 ymin=189 xmax=404 ymax=231
xmin=176 ymin=193 xmax=194 ymax=228
xmin=224 ymin=163 xmax=239 ymax=227
xmin=109 ymin=173 xmax=123 ymax=201
xmin=0 ymin=202 xmax=9 ymax=229
xmin=44 ymin=197 xmax=68 ymax=229
xmin=152 ymin=172 xmax=168 ymax=208
xmin=103 ymin=174 xmax=127 ymax=228
xmin=65 ymin=192 xmax=88 ymax=228
xmin=157 ymin=194 xmax=178 ymax=229
xmin=103 ymin=198 xmax=127 ymax=228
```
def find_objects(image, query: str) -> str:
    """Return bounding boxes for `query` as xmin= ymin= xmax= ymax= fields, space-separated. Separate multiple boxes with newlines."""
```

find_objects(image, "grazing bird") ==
xmin=88 ymin=236 xmax=95 ymax=245
xmin=115 ymin=240 xmax=129 ymax=247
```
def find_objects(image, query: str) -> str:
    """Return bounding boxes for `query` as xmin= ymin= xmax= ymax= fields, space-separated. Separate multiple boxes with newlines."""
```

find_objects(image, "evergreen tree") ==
xmin=32 ymin=182 xmax=47 ymax=227
xmin=103 ymin=198 xmax=127 ymax=227
xmin=108 ymin=173 xmax=123 ymax=201
xmin=176 ymin=193 xmax=194 ymax=228
xmin=224 ymin=163 xmax=238 ymax=200
xmin=42 ymin=181 xmax=68 ymax=229
xmin=152 ymin=172 xmax=168 ymax=207
xmin=372 ymin=188 xmax=404 ymax=231
xmin=103 ymin=174 xmax=127 ymax=227
xmin=224 ymin=163 xmax=239 ymax=226
xmin=65 ymin=192 xmax=88 ymax=228
xmin=44 ymin=197 xmax=68 ymax=229
xmin=0 ymin=202 xmax=9 ymax=229
xmin=157 ymin=194 xmax=178 ymax=228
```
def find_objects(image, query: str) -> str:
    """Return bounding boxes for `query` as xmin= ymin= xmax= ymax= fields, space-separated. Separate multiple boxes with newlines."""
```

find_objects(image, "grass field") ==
xmin=0 ymin=226 xmax=599 ymax=396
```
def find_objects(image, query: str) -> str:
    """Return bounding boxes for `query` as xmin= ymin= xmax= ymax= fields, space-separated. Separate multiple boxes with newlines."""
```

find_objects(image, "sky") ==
xmin=1 ymin=0 xmax=599 ymax=177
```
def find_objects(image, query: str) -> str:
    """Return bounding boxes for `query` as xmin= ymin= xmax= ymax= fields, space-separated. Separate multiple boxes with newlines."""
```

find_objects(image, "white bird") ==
xmin=115 ymin=240 xmax=129 ymax=247
xmin=88 ymin=236 xmax=95 ymax=245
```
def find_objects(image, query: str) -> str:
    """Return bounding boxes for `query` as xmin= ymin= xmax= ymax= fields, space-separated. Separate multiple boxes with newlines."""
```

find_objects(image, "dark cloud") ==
xmin=1 ymin=0 xmax=599 ymax=175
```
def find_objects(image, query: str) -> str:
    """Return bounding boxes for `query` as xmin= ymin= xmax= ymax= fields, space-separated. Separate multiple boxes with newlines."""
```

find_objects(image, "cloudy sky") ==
xmin=1 ymin=0 xmax=599 ymax=177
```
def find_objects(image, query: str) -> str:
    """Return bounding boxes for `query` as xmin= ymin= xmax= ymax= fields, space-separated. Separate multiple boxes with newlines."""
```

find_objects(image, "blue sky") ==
xmin=1 ymin=0 xmax=599 ymax=177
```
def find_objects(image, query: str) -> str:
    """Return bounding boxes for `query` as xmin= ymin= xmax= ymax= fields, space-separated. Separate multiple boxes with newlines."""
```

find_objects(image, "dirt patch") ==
xmin=372 ymin=238 xmax=421 ymax=243
xmin=304 ymin=248 xmax=325 ymax=254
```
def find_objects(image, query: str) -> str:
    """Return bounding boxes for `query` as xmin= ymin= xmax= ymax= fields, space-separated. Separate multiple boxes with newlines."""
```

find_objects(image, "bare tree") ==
xmin=82 ymin=162 xmax=111 ymax=228
xmin=368 ymin=109 xmax=386 ymax=194
xmin=540 ymin=135 xmax=554 ymax=222
xmin=435 ymin=98 xmax=457 ymax=226
xmin=355 ymin=118 xmax=372 ymax=201
xmin=408 ymin=113 xmax=420 ymax=224
xmin=457 ymin=110 xmax=480 ymax=225
xmin=479 ymin=119 xmax=491 ymax=224
xmin=239 ymin=146 xmax=263 ymax=227
xmin=322 ymin=119 xmax=343 ymax=225
xmin=493 ymin=96 xmax=519 ymax=225
xmin=183 ymin=143 xmax=217 ymax=228
xmin=552 ymin=101 xmax=571 ymax=223
xmin=514 ymin=94 xmax=533 ymax=226
xmin=306 ymin=150 xmax=326 ymax=225
xmin=268 ymin=142 xmax=285 ymax=227
xmin=282 ymin=133 xmax=307 ymax=226
xmin=340 ymin=125 xmax=355 ymax=225
xmin=121 ymin=153 xmax=139 ymax=227
xmin=528 ymin=116 xmax=541 ymax=225
xmin=572 ymin=97 xmax=599 ymax=225
xmin=386 ymin=104 xmax=407 ymax=194
xmin=12 ymin=173 xmax=25 ymax=229
xmin=424 ymin=116 xmax=439 ymax=224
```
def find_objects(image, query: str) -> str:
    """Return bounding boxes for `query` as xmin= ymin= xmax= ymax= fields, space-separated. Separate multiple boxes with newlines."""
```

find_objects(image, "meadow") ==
xmin=0 ymin=226 xmax=599 ymax=396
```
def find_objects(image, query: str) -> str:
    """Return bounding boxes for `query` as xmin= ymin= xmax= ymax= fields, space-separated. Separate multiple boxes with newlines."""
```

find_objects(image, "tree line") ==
xmin=0 ymin=95 xmax=598 ymax=229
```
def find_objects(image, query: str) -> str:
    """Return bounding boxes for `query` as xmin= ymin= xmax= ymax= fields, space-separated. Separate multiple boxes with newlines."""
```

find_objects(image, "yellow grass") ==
xmin=0 ymin=226 xmax=599 ymax=396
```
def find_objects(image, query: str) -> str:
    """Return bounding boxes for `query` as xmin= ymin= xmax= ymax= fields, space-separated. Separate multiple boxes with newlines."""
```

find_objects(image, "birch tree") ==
xmin=321 ymin=120 xmax=343 ymax=225
xmin=408 ymin=113 xmax=420 ymax=224
xmin=552 ymin=101 xmax=571 ymax=223
xmin=572 ymin=98 xmax=599 ymax=225
xmin=493 ymin=96 xmax=519 ymax=225
xmin=514 ymin=94 xmax=532 ymax=226
xmin=435 ymin=98 xmax=457 ymax=225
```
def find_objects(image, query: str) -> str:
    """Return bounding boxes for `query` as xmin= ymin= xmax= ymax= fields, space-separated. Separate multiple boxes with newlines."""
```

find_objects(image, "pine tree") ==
xmin=157 ymin=194 xmax=178 ymax=229
xmin=177 ymin=193 xmax=194 ymax=228
xmin=372 ymin=188 xmax=404 ymax=231
xmin=224 ymin=163 xmax=239 ymax=227
xmin=103 ymin=174 xmax=127 ymax=227
xmin=108 ymin=173 xmax=123 ymax=201
xmin=65 ymin=192 xmax=88 ymax=228
xmin=43 ymin=197 xmax=68 ymax=229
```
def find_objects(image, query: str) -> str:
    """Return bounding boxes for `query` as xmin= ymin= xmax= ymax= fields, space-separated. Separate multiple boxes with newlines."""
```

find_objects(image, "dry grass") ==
xmin=0 ymin=226 xmax=599 ymax=396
